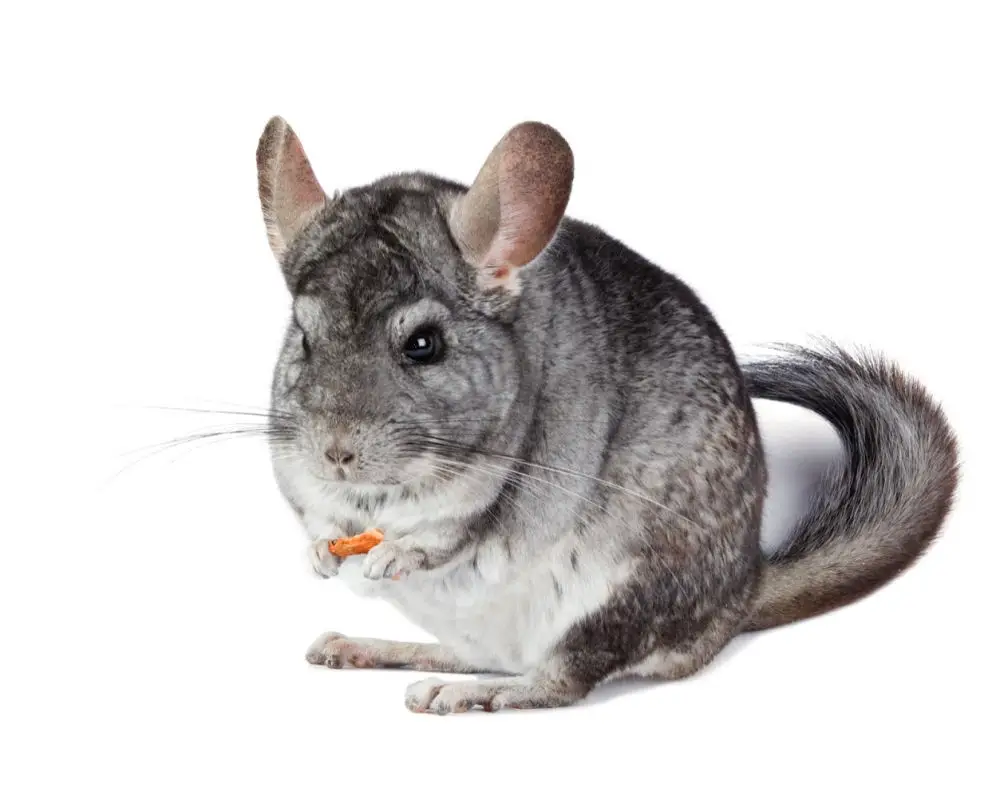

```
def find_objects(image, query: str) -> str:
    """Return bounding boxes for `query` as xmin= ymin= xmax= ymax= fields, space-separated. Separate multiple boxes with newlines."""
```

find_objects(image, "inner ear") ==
xmin=449 ymin=122 xmax=573 ymax=290
xmin=256 ymin=116 xmax=327 ymax=262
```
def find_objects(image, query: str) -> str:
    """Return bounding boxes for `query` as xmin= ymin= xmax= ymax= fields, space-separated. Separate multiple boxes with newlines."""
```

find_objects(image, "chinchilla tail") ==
xmin=741 ymin=340 xmax=958 ymax=631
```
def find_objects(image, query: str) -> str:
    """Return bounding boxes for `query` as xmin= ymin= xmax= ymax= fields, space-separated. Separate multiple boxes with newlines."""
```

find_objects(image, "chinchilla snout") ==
xmin=323 ymin=425 xmax=358 ymax=478
xmin=295 ymin=412 xmax=406 ymax=485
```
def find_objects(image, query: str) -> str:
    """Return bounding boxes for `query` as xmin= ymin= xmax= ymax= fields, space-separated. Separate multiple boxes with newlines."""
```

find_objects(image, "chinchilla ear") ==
xmin=256 ymin=116 xmax=327 ymax=262
xmin=448 ymin=122 xmax=573 ymax=293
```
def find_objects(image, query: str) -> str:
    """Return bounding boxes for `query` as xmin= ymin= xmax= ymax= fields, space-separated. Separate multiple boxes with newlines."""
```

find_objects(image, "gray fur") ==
xmin=256 ymin=118 xmax=959 ymax=713
xmin=742 ymin=342 xmax=959 ymax=630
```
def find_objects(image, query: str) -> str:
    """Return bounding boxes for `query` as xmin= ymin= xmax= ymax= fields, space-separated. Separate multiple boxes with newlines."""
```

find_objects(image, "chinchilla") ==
xmin=254 ymin=117 xmax=958 ymax=714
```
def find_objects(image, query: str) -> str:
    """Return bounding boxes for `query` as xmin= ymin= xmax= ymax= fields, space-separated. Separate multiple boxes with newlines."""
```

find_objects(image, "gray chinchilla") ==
xmin=254 ymin=117 xmax=958 ymax=714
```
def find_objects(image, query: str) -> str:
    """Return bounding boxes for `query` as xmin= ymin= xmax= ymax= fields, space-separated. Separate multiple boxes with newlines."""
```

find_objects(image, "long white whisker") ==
xmin=421 ymin=438 xmax=699 ymax=530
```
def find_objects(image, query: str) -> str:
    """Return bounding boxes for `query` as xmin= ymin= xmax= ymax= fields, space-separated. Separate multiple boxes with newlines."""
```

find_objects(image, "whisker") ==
xmin=429 ymin=460 xmax=534 ymax=527
xmin=392 ymin=416 xmax=601 ymax=427
xmin=438 ymin=454 xmax=687 ymax=593
xmin=432 ymin=456 xmax=617 ymax=530
xmin=427 ymin=465 xmax=508 ymax=532
xmin=417 ymin=436 xmax=699 ymax=529
xmin=109 ymin=427 xmax=298 ymax=482
xmin=129 ymin=404 xmax=297 ymax=420
xmin=119 ymin=426 xmax=295 ymax=457
xmin=425 ymin=456 xmax=686 ymax=594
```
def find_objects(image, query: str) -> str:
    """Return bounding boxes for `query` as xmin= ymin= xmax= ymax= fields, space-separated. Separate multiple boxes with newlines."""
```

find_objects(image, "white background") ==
xmin=2 ymin=2 xmax=997 ymax=801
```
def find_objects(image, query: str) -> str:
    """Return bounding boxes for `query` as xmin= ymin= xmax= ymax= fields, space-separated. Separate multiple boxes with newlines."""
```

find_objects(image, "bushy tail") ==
xmin=742 ymin=342 xmax=959 ymax=631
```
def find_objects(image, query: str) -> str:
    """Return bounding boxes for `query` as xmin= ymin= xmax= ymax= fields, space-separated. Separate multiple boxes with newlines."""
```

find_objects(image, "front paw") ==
xmin=308 ymin=537 xmax=341 ymax=578
xmin=361 ymin=537 xmax=427 ymax=580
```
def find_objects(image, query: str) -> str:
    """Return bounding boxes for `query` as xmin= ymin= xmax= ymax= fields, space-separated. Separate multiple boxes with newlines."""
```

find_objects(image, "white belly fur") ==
xmin=337 ymin=532 xmax=636 ymax=674
xmin=283 ymin=463 xmax=636 ymax=674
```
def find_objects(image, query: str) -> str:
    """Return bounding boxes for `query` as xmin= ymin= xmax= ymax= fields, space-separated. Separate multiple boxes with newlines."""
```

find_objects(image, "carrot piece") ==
xmin=328 ymin=528 xmax=384 ymax=558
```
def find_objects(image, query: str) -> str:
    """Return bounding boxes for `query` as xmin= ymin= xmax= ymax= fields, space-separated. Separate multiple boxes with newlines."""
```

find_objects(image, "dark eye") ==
xmin=403 ymin=327 xmax=443 ymax=363
xmin=300 ymin=332 xmax=311 ymax=359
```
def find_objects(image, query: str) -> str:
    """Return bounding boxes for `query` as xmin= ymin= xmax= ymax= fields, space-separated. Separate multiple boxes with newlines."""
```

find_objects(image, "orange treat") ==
xmin=328 ymin=528 xmax=384 ymax=558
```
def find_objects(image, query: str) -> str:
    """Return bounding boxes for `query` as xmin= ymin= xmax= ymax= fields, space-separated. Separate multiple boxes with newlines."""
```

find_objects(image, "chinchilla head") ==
xmin=255 ymin=117 xmax=573 ymax=490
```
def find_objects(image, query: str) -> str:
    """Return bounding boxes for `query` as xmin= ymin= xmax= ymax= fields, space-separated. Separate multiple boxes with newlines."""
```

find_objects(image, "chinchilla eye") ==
xmin=403 ymin=327 xmax=443 ymax=363
xmin=300 ymin=332 xmax=311 ymax=359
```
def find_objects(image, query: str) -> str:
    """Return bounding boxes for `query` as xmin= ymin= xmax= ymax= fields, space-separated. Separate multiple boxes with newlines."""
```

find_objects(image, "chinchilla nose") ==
xmin=324 ymin=429 xmax=357 ymax=467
